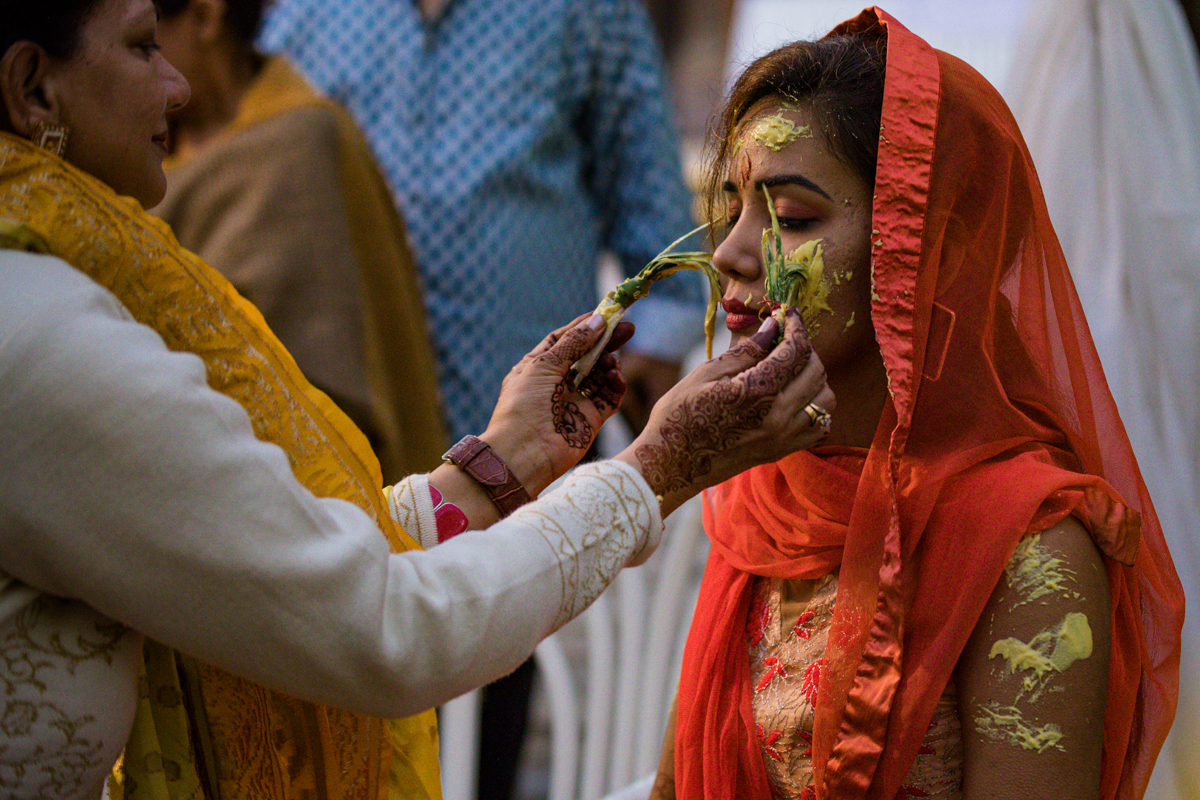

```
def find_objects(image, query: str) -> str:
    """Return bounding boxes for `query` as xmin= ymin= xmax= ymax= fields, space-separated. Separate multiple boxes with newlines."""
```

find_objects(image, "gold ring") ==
xmin=578 ymin=383 xmax=597 ymax=400
xmin=803 ymin=402 xmax=832 ymax=430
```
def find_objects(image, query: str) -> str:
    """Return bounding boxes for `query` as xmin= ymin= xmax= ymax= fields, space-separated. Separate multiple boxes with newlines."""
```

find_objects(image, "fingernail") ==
xmin=585 ymin=313 xmax=606 ymax=331
xmin=757 ymin=316 xmax=776 ymax=332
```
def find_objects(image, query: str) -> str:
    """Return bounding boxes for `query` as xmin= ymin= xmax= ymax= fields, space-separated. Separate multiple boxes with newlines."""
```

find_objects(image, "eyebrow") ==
xmin=722 ymin=174 xmax=832 ymax=201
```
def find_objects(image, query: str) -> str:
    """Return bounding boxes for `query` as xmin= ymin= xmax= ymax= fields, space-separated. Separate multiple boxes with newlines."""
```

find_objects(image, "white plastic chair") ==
xmin=538 ymin=494 xmax=708 ymax=800
xmin=437 ymin=494 xmax=708 ymax=800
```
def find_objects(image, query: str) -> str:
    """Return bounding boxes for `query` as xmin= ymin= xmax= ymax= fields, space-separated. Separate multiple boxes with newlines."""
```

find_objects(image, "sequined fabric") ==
xmin=748 ymin=575 xmax=963 ymax=800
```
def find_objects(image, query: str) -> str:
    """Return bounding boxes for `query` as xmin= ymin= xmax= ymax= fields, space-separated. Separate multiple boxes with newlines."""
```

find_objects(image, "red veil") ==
xmin=673 ymin=8 xmax=1183 ymax=800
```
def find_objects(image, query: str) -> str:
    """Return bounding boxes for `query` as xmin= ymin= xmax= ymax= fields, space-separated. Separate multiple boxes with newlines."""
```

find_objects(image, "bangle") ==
xmin=429 ymin=485 xmax=469 ymax=543
xmin=442 ymin=435 xmax=532 ymax=518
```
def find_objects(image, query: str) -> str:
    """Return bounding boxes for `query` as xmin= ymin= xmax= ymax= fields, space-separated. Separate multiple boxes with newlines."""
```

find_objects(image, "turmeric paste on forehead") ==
xmin=750 ymin=113 xmax=812 ymax=151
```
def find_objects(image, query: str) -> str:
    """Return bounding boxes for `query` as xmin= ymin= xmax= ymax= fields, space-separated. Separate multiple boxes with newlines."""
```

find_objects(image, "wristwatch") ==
xmin=441 ymin=435 xmax=532 ymax=517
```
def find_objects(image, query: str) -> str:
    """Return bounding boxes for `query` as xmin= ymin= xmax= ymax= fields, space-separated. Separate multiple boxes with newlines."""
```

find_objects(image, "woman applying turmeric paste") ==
xmin=0 ymin=0 xmax=835 ymax=796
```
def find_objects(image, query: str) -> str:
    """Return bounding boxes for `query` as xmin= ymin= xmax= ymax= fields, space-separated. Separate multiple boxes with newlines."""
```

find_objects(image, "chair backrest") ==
xmin=536 ymin=493 xmax=709 ymax=800
xmin=437 ymin=496 xmax=709 ymax=800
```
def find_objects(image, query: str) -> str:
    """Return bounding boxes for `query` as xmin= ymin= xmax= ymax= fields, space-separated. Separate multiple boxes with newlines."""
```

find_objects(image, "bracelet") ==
xmin=429 ymin=485 xmax=469 ymax=543
xmin=442 ymin=435 xmax=532 ymax=518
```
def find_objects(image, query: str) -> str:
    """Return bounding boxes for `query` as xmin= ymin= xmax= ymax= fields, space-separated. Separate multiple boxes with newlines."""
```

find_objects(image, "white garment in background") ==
xmin=1007 ymin=2 xmax=1200 ymax=798
xmin=724 ymin=0 xmax=1031 ymax=92
xmin=0 ymin=250 xmax=661 ymax=799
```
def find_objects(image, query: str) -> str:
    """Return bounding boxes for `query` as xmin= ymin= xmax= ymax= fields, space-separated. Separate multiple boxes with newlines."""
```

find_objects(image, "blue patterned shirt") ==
xmin=260 ymin=0 xmax=705 ymax=440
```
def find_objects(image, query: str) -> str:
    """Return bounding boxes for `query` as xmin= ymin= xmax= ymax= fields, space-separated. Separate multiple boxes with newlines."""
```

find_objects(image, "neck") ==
xmin=418 ymin=0 xmax=450 ymax=22
xmin=821 ymin=346 xmax=889 ymax=450
xmin=170 ymin=49 xmax=260 ymax=160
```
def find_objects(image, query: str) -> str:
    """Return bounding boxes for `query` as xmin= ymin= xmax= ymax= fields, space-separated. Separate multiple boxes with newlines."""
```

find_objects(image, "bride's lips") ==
xmin=152 ymin=132 xmax=169 ymax=154
xmin=722 ymin=296 xmax=767 ymax=332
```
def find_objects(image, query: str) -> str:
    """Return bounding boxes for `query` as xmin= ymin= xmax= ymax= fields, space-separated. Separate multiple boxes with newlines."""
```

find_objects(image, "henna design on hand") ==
xmin=589 ymin=381 xmax=622 ymax=413
xmin=538 ymin=324 xmax=594 ymax=369
xmin=552 ymin=380 xmax=594 ymax=449
xmin=635 ymin=379 xmax=772 ymax=497
xmin=635 ymin=331 xmax=806 ymax=498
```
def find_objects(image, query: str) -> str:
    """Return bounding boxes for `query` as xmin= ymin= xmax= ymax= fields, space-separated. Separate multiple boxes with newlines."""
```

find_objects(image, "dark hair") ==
xmin=0 ymin=0 xmax=104 ymax=60
xmin=156 ymin=0 xmax=267 ymax=51
xmin=703 ymin=35 xmax=887 ymax=229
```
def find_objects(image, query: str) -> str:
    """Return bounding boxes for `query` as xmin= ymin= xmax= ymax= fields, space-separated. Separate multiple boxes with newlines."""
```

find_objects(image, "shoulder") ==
xmin=0 ymin=250 xmax=207 ymax=406
xmin=1005 ymin=515 xmax=1110 ymax=613
xmin=0 ymin=250 xmax=131 ymax=332
xmin=268 ymin=103 xmax=343 ymax=157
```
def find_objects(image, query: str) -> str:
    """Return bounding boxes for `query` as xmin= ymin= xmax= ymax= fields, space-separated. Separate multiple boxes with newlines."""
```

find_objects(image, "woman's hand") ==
xmin=616 ymin=308 xmax=834 ymax=517
xmin=480 ymin=313 xmax=635 ymax=496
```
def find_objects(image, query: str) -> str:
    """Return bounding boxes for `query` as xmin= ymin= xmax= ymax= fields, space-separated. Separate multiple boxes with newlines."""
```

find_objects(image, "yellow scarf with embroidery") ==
xmin=0 ymin=132 xmax=441 ymax=800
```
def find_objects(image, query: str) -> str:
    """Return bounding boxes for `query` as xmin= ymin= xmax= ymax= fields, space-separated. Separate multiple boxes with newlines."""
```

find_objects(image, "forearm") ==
xmin=371 ymin=460 xmax=662 ymax=714
xmin=649 ymin=695 xmax=678 ymax=800
xmin=0 ymin=273 xmax=660 ymax=721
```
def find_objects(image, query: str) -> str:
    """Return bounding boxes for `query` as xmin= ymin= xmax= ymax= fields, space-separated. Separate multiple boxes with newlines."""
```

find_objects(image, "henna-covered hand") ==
xmin=480 ymin=315 xmax=634 ymax=496
xmin=616 ymin=308 xmax=835 ymax=518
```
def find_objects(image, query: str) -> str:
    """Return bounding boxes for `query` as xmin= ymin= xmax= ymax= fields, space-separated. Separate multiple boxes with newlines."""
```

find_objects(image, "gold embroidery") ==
xmin=512 ymin=463 xmax=654 ymax=631
xmin=0 ymin=700 xmax=106 ymax=796
xmin=0 ymin=599 xmax=123 ymax=797
xmin=2 ymin=597 xmax=127 ymax=694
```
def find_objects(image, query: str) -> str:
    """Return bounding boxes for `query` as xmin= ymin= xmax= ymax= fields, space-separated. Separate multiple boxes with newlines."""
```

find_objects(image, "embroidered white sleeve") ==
xmin=506 ymin=459 xmax=663 ymax=631
xmin=386 ymin=474 xmax=438 ymax=549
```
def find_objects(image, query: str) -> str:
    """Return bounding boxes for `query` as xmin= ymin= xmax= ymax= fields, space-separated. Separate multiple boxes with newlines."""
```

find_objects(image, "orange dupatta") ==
xmin=674 ymin=9 xmax=1183 ymax=800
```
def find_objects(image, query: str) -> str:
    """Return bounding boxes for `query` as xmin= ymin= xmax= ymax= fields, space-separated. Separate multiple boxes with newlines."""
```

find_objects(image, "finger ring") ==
xmin=803 ymin=402 xmax=831 ymax=430
xmin=578 ymin=383 xmax=597 ymax=400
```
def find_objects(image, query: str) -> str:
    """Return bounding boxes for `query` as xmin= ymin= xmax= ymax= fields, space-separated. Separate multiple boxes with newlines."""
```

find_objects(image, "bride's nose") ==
xmin=713 ymin=217 xmax=764 ymax=285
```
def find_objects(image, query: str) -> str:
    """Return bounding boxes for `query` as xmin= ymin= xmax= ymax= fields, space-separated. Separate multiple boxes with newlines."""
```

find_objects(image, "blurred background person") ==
xmin=258 ymin=2 xmax=707 ymax=797
xmin=1006 ymin=2 xmax=1200 ymax=798
xmin=154 ymin=0 xmax=446 ymax=483
xmin=259 ymin=0 xmax=706 ymax=445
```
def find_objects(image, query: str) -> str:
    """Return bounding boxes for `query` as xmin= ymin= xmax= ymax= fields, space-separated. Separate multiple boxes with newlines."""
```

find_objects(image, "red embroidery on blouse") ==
xmin=792 ymin=610 xmax=817 ymax=640
xmin=756 ymin=657 xmax=788 ymax=692
xmin=801 ymin=659 xmax=823 ymax=707
xmin=757 ymin=723 xmax=785 ymax=763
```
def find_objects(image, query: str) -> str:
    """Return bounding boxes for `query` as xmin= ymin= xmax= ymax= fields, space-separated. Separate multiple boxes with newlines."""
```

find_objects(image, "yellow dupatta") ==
xmin=0 ymin=133 xmax=441 ymax=800
xmin=159 ymin=57 xmax=447 ymax=482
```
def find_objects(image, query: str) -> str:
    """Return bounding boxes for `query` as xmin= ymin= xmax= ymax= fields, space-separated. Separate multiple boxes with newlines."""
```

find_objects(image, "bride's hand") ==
xmin=616 ymin=308 xmax=834 ymax=517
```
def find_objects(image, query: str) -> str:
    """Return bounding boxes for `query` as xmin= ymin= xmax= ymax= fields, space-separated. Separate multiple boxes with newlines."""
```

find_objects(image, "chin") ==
xmin=133 ymin=171 xmax=168 ymax=209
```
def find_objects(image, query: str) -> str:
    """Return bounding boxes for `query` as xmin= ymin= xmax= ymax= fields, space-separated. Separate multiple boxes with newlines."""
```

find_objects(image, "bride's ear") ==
xmin=0 ymin=41 xmax=63 ymax=139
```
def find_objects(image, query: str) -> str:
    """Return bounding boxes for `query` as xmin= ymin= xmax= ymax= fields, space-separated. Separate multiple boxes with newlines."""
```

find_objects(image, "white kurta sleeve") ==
xmin=0 ymin=252 xmax=662 ymax=719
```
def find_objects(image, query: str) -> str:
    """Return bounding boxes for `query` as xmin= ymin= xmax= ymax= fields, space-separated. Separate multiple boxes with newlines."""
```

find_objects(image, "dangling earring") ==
xmin=32 ymin=121 xmax=69 ymax=158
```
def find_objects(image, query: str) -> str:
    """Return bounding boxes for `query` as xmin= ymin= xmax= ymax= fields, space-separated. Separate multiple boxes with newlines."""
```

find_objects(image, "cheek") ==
xmin=136 ymin=75 xmax=167 ymax=124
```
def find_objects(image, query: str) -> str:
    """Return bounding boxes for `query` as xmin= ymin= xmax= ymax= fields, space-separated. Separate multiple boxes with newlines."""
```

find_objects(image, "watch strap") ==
xmin=442 ymin=435 xmax=532 ymax=517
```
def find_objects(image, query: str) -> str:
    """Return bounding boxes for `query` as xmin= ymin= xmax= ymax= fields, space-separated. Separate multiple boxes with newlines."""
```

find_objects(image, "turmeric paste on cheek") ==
xmin=783 ymin=240 xmax=831 ymax=330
